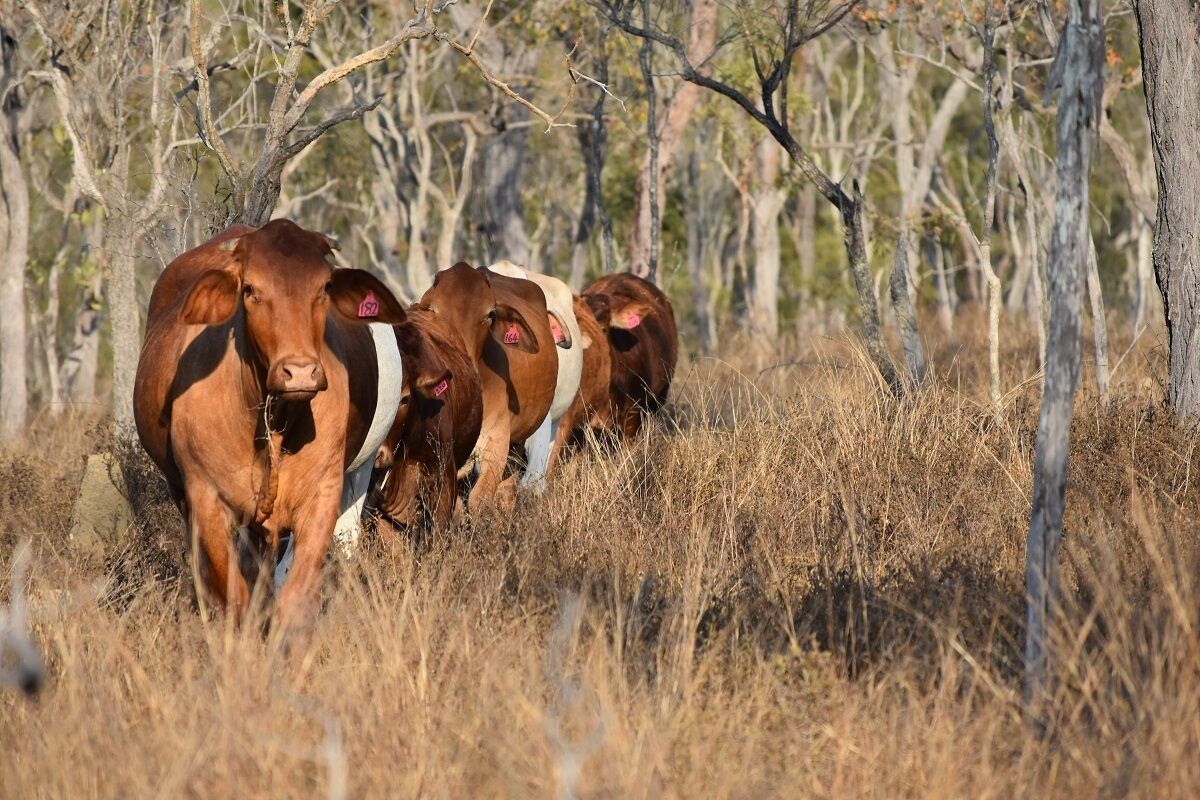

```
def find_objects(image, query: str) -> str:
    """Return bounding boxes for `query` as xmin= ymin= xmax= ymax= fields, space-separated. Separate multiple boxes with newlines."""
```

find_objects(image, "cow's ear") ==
xmin=329 ymin=269 xmax=408 ymax=324
xmin=548 ymin=311 xmax=573 ymax=349
xmin=415 ymin=369 xmax=453 ymax=399
xmin=490 ymin=304 xmax=539 ymax=353
xmin=181 ymin=269 xmax=240 ymax=325
xmin=583 ymin=294 xmax=612 ymax=327
xmin=610 ymin=300 xmax=653 ymax=330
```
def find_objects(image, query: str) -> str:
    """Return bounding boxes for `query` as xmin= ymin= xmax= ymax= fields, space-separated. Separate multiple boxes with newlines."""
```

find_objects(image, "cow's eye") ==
xmin=242 ymin=284 xmax=258 ymax=303
xmin=324 ymin=281 xmax=333 ymax=295
xmin=483 ymin=309 xmax=496 ymax=325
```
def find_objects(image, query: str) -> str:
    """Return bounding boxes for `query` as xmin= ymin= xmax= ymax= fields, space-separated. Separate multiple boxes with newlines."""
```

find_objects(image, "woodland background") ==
xmin=0 ymin=0 xmax=1161 ymax=433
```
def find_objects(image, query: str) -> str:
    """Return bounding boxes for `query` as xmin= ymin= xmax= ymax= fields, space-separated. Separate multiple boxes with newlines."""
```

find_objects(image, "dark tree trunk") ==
xmin=1135 ymin=0 xmax=1200 ymax=422
xmin=482 ymin=125 xmax=531 ymax=266
xmin=1025 ymin=0 xmax=1102 ymax=714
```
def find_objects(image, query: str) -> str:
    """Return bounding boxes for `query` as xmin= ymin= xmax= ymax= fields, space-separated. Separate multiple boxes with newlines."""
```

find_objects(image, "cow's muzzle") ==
xmin=267 ymin=358 xmax=328 ymax=401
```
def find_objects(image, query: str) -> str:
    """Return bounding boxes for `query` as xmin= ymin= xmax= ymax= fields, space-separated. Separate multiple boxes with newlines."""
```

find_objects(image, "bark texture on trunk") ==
xmin=1135 ymin=0 xmax=1200 ymax=422
xmin=482 ymin=125 xmax=531 ymax=266
xmin=1026 ymin=0 xmax=1101 ymax=713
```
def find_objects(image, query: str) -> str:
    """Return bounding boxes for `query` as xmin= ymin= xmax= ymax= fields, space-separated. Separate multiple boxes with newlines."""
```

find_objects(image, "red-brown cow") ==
xmin=374 ymin=307 xmax=482 ymax=533
xmin=545 ymin=294 xmax=614 ymax=476
xmin=134 ymin=220 xmax=407 ymax=633
xmin=419 ymin=263 xmax=557 ymax=511
xmin=581 ymin=273 xmax=678 ymax=438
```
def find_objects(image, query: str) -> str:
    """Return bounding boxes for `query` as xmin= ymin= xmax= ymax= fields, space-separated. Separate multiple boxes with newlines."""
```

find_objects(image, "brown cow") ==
xmin=581 ymin=273 xmax=678 ymax=438
xmin=419 ymin=263 xmax=557 ymax=511
xmin=545 ymin=294 xmax=614 ymax=476
xmin=374 ymin=307 xmax=482 ymax=533
xmin=134 ymin=219 xmax=408 ymax=633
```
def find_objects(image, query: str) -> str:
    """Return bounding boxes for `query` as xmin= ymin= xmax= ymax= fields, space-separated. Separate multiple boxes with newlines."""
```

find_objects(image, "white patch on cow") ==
xmin=348 ymin=322 xmax=404 ymax=471
xmin=487 ymin=262 xmax=583 ymax=422
xmin=520 ymin=413 xmax=556 ymax=493
xmin=333 ymin=322 xmax=403 ymax=556
xmin=333 ymin=459 xmax=374 ymax=555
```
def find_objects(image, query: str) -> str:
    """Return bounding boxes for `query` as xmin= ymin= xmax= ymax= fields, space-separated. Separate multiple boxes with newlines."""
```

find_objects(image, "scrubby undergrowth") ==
xmin=2 ymin=323 xmax=1198 ymax=798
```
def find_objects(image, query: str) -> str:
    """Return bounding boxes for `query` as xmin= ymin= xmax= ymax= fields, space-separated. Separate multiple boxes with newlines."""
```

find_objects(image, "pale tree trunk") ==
xmin=107 ymin=209 xmax=140 ymax=438
xmin=1135 ymin=220 xmax=1154 ymax=333
xmin=431 ymin=126 xmax=477 ymax=270
xmin=978 ymin=8 xmax=1004 ymax=407
xmin=1086 ymin=236 xmax=1110 ymax=402
xmin=684 ymin=152 xmax=717 ymax=353
xmin=1026 ymin=0 xmax=1101 ymax=713
xmin=749 ymin=139 xmax=786 ymax=342
xmin=629 ymin=0 xmax=718 ymax=282
xmin=0 ymin=29 xmax=29 ymax=438
xmin=927 ymin=236 xmax=955 ymax=334
xmin=1135 ymin=0 xmax=1200 ymax=422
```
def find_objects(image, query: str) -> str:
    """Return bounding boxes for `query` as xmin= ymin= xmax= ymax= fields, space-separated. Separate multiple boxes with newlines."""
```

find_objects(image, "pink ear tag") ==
xmin=503 ymin=324 xmax=521 ymax=345
xmin=549 ymin=316 xmax=566 ymax=344
xmin=433 ymin=378 xmax=449 ymax=397
xmin=625 ymin=312 xmax=642 ymax=329
xmin=358 ymin=291 xmax=380 ymax=318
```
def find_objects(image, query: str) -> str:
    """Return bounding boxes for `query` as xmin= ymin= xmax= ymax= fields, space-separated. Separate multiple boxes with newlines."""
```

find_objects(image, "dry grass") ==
xmin=2 ymin=319 xmax=1199 ymax=798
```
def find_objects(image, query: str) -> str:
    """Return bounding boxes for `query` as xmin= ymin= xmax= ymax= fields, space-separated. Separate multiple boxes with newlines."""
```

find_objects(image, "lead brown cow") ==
xmin=374 ymin=306 xmax=482 ymax=534
xmin=419 ymin=263 xmax=557 ymax=511
xmin=134 ymin=219 xmax=407 ymax=633
xmin=581 ymin=273 xmax=678 ymax=438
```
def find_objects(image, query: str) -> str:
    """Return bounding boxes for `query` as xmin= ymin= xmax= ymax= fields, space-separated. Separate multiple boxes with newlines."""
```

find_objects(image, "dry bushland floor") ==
xmin=3 ymin=323 xmax=1199 ymax=798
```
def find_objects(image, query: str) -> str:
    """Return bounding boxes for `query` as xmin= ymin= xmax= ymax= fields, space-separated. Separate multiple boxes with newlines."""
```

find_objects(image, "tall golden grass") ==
xmin=2 ymin=320 xmax=1198 ymax=798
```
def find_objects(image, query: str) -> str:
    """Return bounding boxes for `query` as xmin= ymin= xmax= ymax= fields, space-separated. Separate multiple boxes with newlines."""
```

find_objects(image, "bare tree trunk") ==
xmin=1135 ymin=0 xmax=1200 ymax=422
xmin=685 ymin=152 xmax=716 ymax=353
xmin=1086 ymin=236 xmax=1110 ymax=402
xmin=107 ymin=208 xmax=140 ymax=439
xmin=636 ymin=0 xmax=660 ymax=283
xmin=629 ymin=0 xmax=717 ymax=282
xmin=927 ymin=236 xmax=954 ymax=334
xmin=0 ymin=29 xmax=28 ymax=438
xmin=749 ymin=139 xmax=786 ymax=342
xmin=1135 ymin=220 xmax=1154 ymax=333
xmin=482 ymin=124 xmax=531 ymax=265
xmin=979 ymin=7 xmax=1004 ymax=407
xmin=1026 ymin=0 xmax=1102 ymax=713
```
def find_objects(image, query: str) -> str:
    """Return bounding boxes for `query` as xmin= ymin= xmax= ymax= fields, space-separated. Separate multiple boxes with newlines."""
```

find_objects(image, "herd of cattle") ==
xmin=132 ymin=219 xmax=679 ymax=633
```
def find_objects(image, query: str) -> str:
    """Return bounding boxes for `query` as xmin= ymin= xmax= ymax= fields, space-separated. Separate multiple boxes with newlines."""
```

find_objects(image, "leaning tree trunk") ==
xmin=1136 ymin=0 xmax=1200 ymax=422
xmin=1025 ymin=0 xmax=1102 ymax=714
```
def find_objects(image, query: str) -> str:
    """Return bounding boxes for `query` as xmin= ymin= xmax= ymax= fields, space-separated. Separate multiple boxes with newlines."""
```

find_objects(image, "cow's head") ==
xmin=419 ymin=262 xmax=539 ymax=360
xmin=180 ymin=219 xmax=406 ymax=402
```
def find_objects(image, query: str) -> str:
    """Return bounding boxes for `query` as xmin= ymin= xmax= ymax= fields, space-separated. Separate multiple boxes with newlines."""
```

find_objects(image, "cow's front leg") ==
xmin=468 ymin=422 xmax=509 ymax=514
xmin=187 ymin=483 xmax=249 ymax=622
xmin=276 ymin=478 xmax=340 ymax=640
